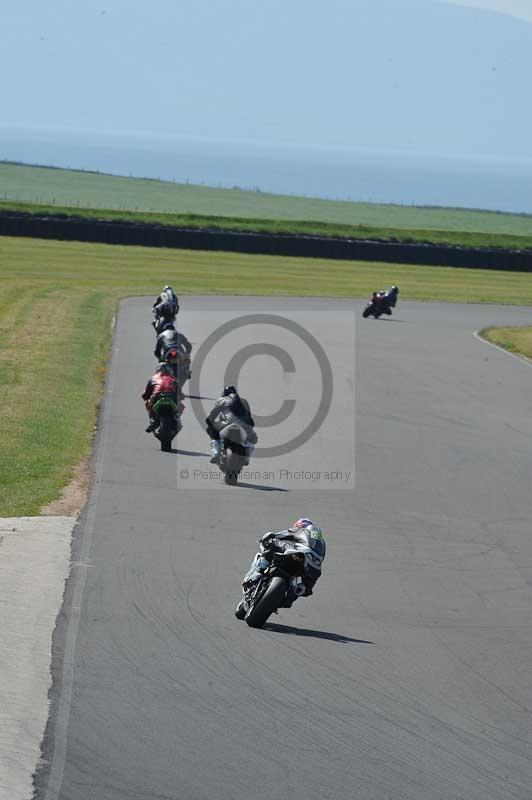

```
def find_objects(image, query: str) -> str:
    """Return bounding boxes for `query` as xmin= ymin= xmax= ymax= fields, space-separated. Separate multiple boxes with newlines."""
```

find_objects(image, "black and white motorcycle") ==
xmin=235 ymin=536 xmax=320 ymax=627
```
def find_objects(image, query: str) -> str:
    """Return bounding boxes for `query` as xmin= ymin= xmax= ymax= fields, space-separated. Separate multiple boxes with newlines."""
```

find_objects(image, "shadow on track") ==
xmin=264 ymin=622 xmax=373 ymax=644
xmin=237 ymin=482 xmax=289 ymax=492
xmin=173 ymin=448 xmax=211 ymax=457
xmin=185 ymin=394 xmax=218 ymax=401
xmin=361 ymin=317 xmax=408 ymax=323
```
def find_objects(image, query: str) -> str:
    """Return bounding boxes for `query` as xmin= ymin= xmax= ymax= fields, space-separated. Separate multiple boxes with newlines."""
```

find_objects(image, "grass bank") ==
xmin=3 ymin=200 xmax=532 ymax=251
xmin=3 ymin=162 xmax=532 ymax=246
xmin=2 ymin=234 xmax=532 ymax=515
xmin=480 ymin=326 xmax=532 ymax=360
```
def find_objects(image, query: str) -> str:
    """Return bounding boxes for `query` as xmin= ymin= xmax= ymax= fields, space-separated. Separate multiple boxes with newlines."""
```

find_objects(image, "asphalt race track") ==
xmin=37 ymin=297 xmax=532 ymax=800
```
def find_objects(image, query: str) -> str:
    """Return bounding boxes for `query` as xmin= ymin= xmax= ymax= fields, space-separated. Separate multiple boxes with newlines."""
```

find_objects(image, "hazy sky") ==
xmin=2 ymin=0 xmax=532 ymax=159
xmin=446 ymin=0 xmax=532 ymax=23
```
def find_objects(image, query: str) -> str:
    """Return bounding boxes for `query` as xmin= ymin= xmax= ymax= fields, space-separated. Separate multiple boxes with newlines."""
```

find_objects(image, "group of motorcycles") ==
xmin=141 ymin=282 xmax=400 ymax=628
xmin=233 ymin=285 xmax=400 ymax=626
xmin=145 ymin=292 xmax=255 ymax=487
xmin=145 ymin=291 xmax=191 ymax=452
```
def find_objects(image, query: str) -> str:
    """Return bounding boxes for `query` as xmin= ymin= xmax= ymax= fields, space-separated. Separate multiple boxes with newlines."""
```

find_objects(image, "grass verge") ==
xmin=3 ymin=161 xmax=532 ymax=242
xmin=0 ymin=202 xmax=532 ymax=250
xmin=1 ymin=234 xmax=532 ymax=515
xmin=480 ymin=326 xmax=532 ymax=360
xmin=3 ymin=200 xmax=532 ymax=251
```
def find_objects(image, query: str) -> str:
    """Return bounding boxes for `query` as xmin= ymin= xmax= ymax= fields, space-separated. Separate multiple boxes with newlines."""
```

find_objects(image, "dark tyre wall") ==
xmin=1 ymin=211 xmax=531 ymax=271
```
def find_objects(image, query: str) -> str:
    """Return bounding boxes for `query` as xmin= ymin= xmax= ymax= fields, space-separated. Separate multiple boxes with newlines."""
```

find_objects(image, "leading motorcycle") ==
xmin=362 ymin=292 xmax=393 ymax=319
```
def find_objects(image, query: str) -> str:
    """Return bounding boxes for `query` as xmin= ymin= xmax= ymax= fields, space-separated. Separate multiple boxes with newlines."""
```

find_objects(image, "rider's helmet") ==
xmin=164 ymin=285 xmax=173 ymax=292
xmin=157 ymin=362 xmax=175 ymax=375
xmin=158 ymin=301 xmax=175 ymax=318
xmin=222 ymin=385 xmax=237 ymax=397
xmin=291 ymin=518 xmax=316 ymax=530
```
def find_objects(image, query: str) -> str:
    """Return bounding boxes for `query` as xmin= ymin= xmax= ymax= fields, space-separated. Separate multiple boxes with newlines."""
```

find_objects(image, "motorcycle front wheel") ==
xmin=245 ymin=576 xmax=288 ymax=628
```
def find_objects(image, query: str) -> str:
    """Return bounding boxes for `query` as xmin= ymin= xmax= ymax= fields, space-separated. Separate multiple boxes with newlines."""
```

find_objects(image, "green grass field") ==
xmin=2 ymin=234 xmax=532 ymax=516
xmin=481 ymin=326 xmax=532 ymax=360
xmin=4 ymin=199 xmax=532 ymax=252
xmin=3 ymin=162 xmax=532 ymax=247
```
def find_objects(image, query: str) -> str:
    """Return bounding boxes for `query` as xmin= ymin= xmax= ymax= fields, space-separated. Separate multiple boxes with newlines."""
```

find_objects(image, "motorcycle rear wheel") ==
xmin=245 ymin=576 xmax=287 ymax=628
xmin=224 ymin=448 xmax=244 ymax=485
xmin=158 ymin=414 xmax=174 ymax=452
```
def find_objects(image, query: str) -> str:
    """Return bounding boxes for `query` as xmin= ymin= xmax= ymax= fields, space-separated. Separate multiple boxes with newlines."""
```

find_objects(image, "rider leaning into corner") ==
xmin=205 ymin=385 xmax=257 ymax=464
xmin=235 ymin=518 xmax=326 ymax=619
xmin=375 ymin=285 xmax=399 ymax=307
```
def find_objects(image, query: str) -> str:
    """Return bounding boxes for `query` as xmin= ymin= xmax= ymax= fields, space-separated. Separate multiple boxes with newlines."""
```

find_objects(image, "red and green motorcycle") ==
xmin=151 ymin=393 xmax=184 ymax=452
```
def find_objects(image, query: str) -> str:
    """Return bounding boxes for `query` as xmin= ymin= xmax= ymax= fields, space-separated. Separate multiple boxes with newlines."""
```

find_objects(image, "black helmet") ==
xmin=157 ymin=362 xmax=175 ymax=375
xmin=159 ymin=300 xmax=175 ymax=317
xmin=222 ymin=385 xmax=236 ymax=397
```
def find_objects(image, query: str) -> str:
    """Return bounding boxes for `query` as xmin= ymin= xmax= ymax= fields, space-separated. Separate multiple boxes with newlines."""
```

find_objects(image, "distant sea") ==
xmin=1 ymin=127 xmax=532 ymax=214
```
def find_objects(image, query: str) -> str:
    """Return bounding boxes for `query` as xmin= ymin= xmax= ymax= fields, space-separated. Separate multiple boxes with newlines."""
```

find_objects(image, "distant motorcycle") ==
xmin=363 ymin=292 xmax=393 ymax=319
xmin=216 ymin=421 xmax=253 ymax=486
xmin=238 ymin=537 xmax=315 ymax=628
xmin=151 ymin=394 xmax=184 ymax=452
xmin=363 ymin=286 xmax=399 ymax=318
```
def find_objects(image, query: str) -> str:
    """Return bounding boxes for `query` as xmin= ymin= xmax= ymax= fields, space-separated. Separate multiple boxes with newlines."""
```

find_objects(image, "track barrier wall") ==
xmin=1 ymin=211 xmax=531 ymax=271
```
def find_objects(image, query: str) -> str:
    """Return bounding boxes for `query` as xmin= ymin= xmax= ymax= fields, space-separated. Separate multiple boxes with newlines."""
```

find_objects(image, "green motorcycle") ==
xmin=151 ymin=393 xmax=183 ymax=452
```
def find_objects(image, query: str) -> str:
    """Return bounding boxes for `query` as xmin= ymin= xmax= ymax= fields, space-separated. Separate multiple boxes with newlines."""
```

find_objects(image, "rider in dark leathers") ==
xmin=152 ymin=286 xmax=179 ymax=329
xmin=205 ymin=385 xmax=256 ymax=464
xmin=235 ymin=518 xmax=326 ymax=619
xmin=371 ymin=285 xmax=399 ymax=314
xmin=154 ymin=321 xmax=192 ymax=362
xmin=383 ymin=285 xmax=399 ymax=307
